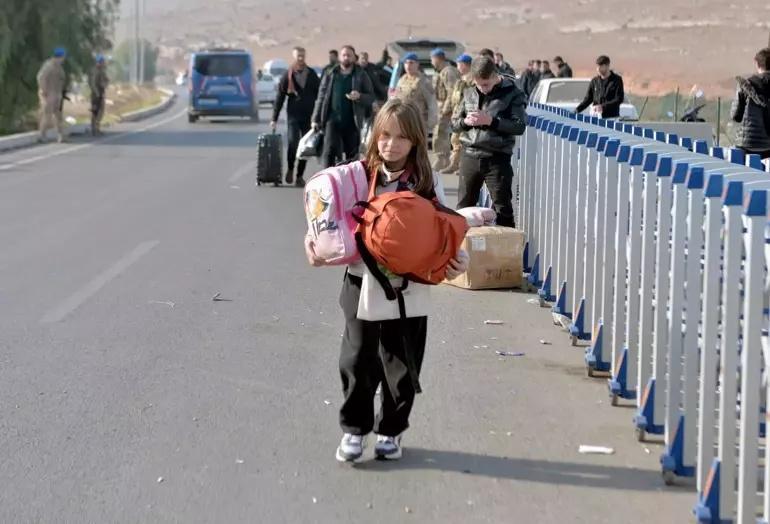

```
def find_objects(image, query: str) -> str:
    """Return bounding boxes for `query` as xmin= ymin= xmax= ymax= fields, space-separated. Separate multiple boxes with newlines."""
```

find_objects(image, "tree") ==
xmin=0 ymin=0 xmax=119 ymax=133
xmin=109 ymin=38 xmax=158 ymax=83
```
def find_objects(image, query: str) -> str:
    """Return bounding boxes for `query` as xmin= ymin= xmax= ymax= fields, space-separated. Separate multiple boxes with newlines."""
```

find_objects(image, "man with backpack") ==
xmin=312 ymin=45 xmax=375 ymax=168
xmin=452 ymin=56 xmax=527 ymax=227
xmin=732 ymin=48 xmax=770 ymax=159
xmin=271 ymin=46 xmax=321 ymax=186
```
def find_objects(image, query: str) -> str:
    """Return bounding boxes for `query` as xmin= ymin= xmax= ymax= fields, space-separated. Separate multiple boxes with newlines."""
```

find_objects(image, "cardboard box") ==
xmin=445 ymin=226 xmax=525 ymax=290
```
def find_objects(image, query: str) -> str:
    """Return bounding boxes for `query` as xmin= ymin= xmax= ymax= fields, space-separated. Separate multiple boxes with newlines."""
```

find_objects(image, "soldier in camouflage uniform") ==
xmin=430 ymin=48 xmax=461 ymax=171
xmin=36 ymin=47 xmax=68 ymax=143
xmin=440 ymin=54 xmax=474 ymax=174
xmin=394 ymin=53 xmax=437 ymax=135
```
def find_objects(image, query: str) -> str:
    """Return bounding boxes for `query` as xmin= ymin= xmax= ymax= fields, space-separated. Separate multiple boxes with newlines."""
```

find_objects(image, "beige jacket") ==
xmin=37 ymin=58 xmax=66 ymax=95
xmin=395 ymin=73 xmax=438 ymax=129
xmin=434 ymin=64 xmax=461 ymax=117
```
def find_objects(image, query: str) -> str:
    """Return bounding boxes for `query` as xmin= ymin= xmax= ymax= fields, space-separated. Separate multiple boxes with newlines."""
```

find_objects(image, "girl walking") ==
xmin=304 ymin=98 xmax=468 ymax=462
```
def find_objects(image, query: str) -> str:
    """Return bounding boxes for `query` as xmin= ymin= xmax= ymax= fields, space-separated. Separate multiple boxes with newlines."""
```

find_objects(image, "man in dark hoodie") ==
xmin=732 ymin=47 xmax=770 ymax=159
xmin=575 ymin=55 xmax=625 ymax=119
xmin=452 ymin=56 xmax=527 ymax=227
xmin=312 ymin=45 xmax=375 ymax=167
xmin=271 ymin=46 xmax=321 ymax=186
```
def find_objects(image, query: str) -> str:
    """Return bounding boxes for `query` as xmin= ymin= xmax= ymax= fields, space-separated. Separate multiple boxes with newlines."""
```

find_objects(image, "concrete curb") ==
xmin=119 ymin=87 xmax=176 ymax=123
xmin=0 ymin=87 xmax=177 ymax=154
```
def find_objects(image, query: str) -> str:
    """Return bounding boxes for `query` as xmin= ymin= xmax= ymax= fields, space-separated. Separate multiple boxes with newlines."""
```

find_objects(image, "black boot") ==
xmin=285 ymin=168 xmax=294 ymax=185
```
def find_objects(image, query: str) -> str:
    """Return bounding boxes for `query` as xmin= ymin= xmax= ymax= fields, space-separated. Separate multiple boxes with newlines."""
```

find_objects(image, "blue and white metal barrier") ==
xmin=517 ymin=103 xmax=770 ymax=522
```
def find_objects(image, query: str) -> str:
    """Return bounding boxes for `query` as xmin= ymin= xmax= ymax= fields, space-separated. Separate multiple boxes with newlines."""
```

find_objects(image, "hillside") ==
xmin=118 ymin=0 xmax=770 ymax=95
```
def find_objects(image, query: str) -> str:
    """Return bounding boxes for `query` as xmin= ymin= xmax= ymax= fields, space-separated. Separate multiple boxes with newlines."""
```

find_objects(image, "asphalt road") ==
xmin=0 ymin=95 xmax=695 ymax=523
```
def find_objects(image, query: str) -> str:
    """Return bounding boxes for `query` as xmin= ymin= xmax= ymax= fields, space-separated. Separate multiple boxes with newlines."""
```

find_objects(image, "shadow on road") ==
xmin=357 ymin=447 xmax=695 ymax=492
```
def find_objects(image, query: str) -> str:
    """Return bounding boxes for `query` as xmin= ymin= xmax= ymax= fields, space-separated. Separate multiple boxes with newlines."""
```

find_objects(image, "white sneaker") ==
xmin=336 ymin=433 xmax=366 ymax=463
xmin=374 ymin=434 xmax=403 ymax=460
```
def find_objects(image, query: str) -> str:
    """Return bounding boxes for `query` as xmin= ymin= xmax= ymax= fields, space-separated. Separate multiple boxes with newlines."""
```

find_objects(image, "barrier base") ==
xmin=537 ymin=266 xmax=555 ymax=305
xmin=568 ymin=298 xmax=590 ymax=346
xmin=634 ymin=378 xmax=665 ymax=441
xmin=552 ymin=281 xmax=571 ymax=318
xmin=660 ymin=415 xmax=696 ymax=485
xmin=585 ymin=323 xmax=611 ymax=377
xmin=608 ymin=347 xmax=637 ymax=406
xmin=527 ymin=253 xmax=542 ymax=288
xmin=694 ymin=459 xmax=725 ymax=524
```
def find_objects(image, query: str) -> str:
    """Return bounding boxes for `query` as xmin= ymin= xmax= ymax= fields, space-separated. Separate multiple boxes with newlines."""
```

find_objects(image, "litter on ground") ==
xmin=484 ymin=320 xmax=504 ymax=325
xmin=578 ymin=445 xmax=615 ymax=455
xmin=496 ymin=351 xmax=525 ymax=357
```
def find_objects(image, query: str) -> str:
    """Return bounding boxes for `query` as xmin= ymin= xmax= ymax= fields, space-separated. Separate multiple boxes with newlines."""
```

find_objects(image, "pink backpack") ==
xmin=304 ymin=161 xmax=369 ymax=265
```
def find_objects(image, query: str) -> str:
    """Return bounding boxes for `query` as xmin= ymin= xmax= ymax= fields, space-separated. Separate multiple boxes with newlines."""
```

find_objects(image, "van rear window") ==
xmin=194 ymin=55 xmax=249 ymax=77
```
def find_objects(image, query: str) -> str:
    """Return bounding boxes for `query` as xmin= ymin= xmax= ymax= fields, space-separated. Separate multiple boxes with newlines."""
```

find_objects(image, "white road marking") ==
xmin=40 ymin=240 xmax=160 ymax=324
xmin=227 ymin=161 xmax=256 ymax=184
xmin=0 ymin=108 xmax=188 ymax=172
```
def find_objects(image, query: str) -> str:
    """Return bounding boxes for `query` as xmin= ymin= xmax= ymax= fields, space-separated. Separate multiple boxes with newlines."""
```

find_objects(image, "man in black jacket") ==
xmin=358 ymin=51 xmax=388 ymax=106
xmin=271 ymin=46 xmax=320 ymax=186
xmin=732 ymin=48 xmax=770 ymax=159
xmin=575 ymin=55 xmax=625 ymax=119
xmin=311 ymin=45 xmax=375 ymax=167
xmin=553 ymin=56 xmax=573 ymax=78
xmin=452 ymin=56 xmax=527 ymax=227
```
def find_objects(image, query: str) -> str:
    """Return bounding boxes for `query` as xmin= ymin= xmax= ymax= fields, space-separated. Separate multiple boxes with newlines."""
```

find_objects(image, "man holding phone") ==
xmin=452 ymin=56 xmax=527 ymax=227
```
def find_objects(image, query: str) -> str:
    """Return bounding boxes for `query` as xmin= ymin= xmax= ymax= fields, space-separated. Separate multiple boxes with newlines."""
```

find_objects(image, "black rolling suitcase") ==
xmin=256 ymin=132 xmax=283 ymax=186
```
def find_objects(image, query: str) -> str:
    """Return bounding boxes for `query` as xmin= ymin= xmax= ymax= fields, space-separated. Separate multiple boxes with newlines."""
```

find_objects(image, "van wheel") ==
xmin=188 ymin=114 xmax=198 ymax=123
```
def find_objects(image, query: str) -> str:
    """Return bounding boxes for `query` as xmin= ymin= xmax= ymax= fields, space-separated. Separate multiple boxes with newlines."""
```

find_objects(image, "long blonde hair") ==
xmin=364 ymin=98 xmax=434 ymax=198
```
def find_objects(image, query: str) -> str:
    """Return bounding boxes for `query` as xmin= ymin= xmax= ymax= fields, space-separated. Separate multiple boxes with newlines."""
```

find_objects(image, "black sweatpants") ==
xmin=457 ymin=152 xmax=515 ymax=227
xmin=338 ymin=273 xmax=427 ymax=437
xmin=287 ymin=117 xmax=312 ymax=177
xmin=323 ymin=120 xmax=360 ymax=168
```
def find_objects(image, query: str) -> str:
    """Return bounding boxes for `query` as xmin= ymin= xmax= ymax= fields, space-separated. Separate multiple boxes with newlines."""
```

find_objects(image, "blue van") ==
xmin=188 ymin=49 xmax=258 ymax=123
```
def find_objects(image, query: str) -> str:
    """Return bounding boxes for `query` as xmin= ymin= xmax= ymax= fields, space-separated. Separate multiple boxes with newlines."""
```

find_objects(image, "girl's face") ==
xmin=377 ymin=115 xmax=413 ymax=164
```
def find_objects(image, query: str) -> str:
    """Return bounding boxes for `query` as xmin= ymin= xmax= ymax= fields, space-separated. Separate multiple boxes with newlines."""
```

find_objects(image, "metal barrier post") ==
xmin=712 ymin=180 xmax=744 ymax=520
xmin=695 ymin=173 xmax=725 ymax=495
xmin=554 ymin=127 xmax=581 ymax=321
xmin=569 ymin=132 xmax=599 ymax=344
xmin=635 ymin=155 xmax=673 ymax=441
xmin=737 ymin=189 xmax=767 ymax=523
xmin=660 ymin=161 xmax=696 ymax=484
xmin=586 ymin=138 xmax=620 ymax=376
xmin=610 ymin=146 xmax=645 ymax=403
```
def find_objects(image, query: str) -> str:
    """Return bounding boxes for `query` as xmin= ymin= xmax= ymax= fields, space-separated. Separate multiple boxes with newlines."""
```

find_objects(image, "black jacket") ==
xmin=575 ymin=71 xmax=625 ymax=118
xmin=557 ymin=63 xmax=573 ymax=78
xmin=540 ymin=71 xmax=555 ymax=80
xmin=271 ymin=67 xmax=320 ymax=123
xmin=451 ymin=77 xmax=528 ymax=158
xmin=311 ymin=64 xmax=375 ymax=131
xmin=732 ymin=72 xmax=770 ymax=152
xmin=361 ymin=63 xmax=388 ymax=102
xmin=522 ymin=70 xmax=540 ymax=97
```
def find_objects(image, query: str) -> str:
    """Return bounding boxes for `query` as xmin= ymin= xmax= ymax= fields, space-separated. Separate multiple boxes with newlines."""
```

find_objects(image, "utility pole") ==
xmin=138 ymin=0 xmax=145 ymax=84
xmin=132 ymin=0 xmax=140 ymax=85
